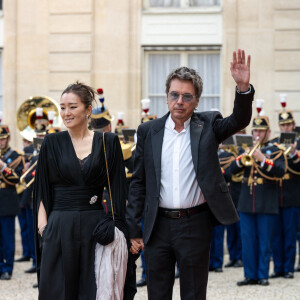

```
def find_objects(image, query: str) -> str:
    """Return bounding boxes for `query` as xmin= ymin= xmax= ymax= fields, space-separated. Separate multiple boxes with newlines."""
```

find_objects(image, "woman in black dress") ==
xmin=33 ymin=82 xmax=128 ymax=300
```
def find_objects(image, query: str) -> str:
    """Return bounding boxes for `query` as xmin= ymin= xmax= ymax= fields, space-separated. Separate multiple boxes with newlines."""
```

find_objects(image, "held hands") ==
xmin=230 ymin=49 xmax=251 ymax=92
xmin=130 ymin=238 xmax=144 ymax=254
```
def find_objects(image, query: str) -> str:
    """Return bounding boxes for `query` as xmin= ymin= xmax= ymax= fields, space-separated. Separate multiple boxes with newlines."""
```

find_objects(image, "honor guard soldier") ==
xmin=28 ymin=115 xmax=60 ymax=288
xmin=113 ymin=111 xmax=134 ymax=179
xmin=0 ymin=121 xmax=24 ymax=280
xmin=90 ymin=88 xmax=112 ymax=133
xmin=209 ymin=144 xmax=228 ymax=273
xmin=210 ymin=133 xmax=244 ymax=273
xmin=270 ymin=95 xmax=300 ymax=279
xmin=90 ymin=88 xmax=134 ymax=174
xmin=232 ymin=100 xmax=286 ymax=286
xmin=89 ymin=89 xmax=115 ymax=212
xmin=222 ymin=133 xmax=244 ymax=269
xmin=115 ymin=112 xmax=128 ymax=137
xmin=89 ymin=89 xmax=137 ymax=299
xmin=22 ymin=113 xmax=51 ymax=276
xmin=14 ymin=98 xmax=60 ymax=274
xmin=15 ymin=137 xmax=34 ymax=264
xmin=141 ymin=99 xmax=157 ymax=123
xmin=136 ymin=99 xmax=158 ymax=287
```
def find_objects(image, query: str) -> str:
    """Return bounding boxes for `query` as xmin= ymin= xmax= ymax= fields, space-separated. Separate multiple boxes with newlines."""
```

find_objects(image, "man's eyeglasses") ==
xmin=168 ymin=91 xmax=196 ymax=103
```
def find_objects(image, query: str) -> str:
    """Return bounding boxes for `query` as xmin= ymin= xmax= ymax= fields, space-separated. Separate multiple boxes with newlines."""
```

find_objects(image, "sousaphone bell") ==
xmin=16 ymin=96 xmax=61 ymax=142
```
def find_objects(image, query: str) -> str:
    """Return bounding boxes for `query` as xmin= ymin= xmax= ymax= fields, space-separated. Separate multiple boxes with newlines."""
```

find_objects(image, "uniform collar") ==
xmin=0 ymin=146 xmax=10 ymax=157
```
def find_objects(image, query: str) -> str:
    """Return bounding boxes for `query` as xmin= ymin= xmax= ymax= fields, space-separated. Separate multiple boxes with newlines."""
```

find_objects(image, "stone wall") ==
xmin=3 ymin=0 xmax=300 ymax=147
xmin=3 ymin=0 xmax=142 ymax=148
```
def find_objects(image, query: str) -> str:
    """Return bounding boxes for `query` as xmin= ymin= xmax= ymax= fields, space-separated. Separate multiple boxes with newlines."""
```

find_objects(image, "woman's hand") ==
xmin=38 ymin=224 xmax=47 ymax=237
xmin=130 ymin=238 xmax=144 ymax=254
xmin=38 ymin=201 xmax=47 ymax=237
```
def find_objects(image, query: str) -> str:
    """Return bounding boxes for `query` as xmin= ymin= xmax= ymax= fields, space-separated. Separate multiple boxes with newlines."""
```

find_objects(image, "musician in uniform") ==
xmin=231 ymin=113 xmax=286 ymax=286
xmin=0 ymin=123 xmax=24 ymax=280
xmin=15 ymin=138 xmax=33 ymax=263
xmin=22 ymin=117 xmax=53 ymax=276
xmin=270 ymin=109 xmax=300 ymax=279
xmin=220 ymin=134 xmax=244 ymax=269
xmin=297 ymin=224 xmax=300 ymax=272
xmin=89 ymin=94 xmax=137 ymax=300
xmin=208 ymin=146 xmax=229 ymax=273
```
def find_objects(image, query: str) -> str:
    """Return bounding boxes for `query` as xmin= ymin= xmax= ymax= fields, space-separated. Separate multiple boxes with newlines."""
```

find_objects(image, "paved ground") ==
xmin=1 ymin=223 xmax=300 ymax=300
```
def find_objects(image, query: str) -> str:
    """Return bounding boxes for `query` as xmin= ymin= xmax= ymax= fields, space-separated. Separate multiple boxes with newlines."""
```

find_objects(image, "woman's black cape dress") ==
xmin=33 ymin=131 xmax=135 ymax=300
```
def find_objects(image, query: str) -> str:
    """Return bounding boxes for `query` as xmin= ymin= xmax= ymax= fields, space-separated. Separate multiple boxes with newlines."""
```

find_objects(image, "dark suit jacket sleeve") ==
xmin=213 ymin=85 xmax=254 ymax=144
xmin=126 ymin=124 xmax=146 ymax=238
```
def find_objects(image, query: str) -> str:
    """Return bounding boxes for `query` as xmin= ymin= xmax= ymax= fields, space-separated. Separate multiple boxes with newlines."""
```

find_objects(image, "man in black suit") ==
xmin=126 ymin=49 xmax=254 ymax=300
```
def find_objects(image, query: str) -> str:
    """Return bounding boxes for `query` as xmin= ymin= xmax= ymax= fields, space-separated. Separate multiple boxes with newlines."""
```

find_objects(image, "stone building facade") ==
xmin=1 ymin=0 xmax=300 ymax=147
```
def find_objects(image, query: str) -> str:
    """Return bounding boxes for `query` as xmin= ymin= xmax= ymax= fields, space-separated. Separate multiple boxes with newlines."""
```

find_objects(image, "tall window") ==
xmin=147 ymin=0 xmax=220 ymax=7
xmin=189 ymin=0 xmax=220 ymax=6
xmin=144 ymin=51 xmax=221 ymax=117
xmin=0 ymin=52 xmax=2 ymax=110
xmin=149 ymin=0 xmax=180 ymax=7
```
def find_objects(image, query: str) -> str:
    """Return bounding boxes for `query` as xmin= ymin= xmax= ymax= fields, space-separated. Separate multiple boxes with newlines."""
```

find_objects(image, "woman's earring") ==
xmin=86 ymin=114 xmax=89 ymax=121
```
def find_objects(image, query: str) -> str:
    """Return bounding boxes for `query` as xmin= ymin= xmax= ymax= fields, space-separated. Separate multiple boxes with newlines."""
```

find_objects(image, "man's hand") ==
xmin=252 ymin=149 xmax=265 ymax=163
xmin=0 ymin=159 xmax=4 ymax=169
xmin=230 ymin=49 xmax=251 ymax=92
xmin=290 ymin=141 xmax=297 ymax=156
xmin=130 ymin=238 xmax=144 ymax=254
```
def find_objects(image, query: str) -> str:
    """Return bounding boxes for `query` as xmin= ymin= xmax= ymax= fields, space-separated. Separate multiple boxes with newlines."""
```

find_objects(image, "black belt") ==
xmin=158 ymin=203 xmax=208 ymax=219
xmin=52 ymin=185 xmax=103 ymax=211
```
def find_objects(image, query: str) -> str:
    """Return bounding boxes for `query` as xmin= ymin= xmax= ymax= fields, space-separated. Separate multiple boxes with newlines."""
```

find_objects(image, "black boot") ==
xmin=237 ymin=278 xmax=258 ymax=286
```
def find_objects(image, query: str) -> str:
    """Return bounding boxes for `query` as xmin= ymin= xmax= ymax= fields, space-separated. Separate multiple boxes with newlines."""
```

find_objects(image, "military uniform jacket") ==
xmin=20 ymin=154 xmax=38 ymax=208
xmin=272 ymin=137 xmax=300 ymax=208
xmin=219 ymin=148 xmax=243 ymax=208
xmin=0 ymin=147 xmax=24 ymax=216
xmin=230 ymin=142 xmax=286 ymax=214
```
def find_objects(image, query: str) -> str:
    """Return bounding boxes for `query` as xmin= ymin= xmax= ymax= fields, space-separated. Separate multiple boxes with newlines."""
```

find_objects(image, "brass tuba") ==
xmin=16 ymin=96 xmax=60 ymax=142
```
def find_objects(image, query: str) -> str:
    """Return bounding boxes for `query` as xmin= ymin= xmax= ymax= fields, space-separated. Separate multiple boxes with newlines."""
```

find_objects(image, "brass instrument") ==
xmin=16 ymin=96 xmax=61 ymax=142
xmin=18 ymin=160 xmax=38 ymax=190
xmin=223 ymin=145 xmax=239 ymax=157
xmin=241 ymin=140 xmax=261 ymax=166
xmin=283 ymin=145 xmax=292 ymax=156
xmin=20 ymin=160 xmax=37 ymax=183
xmin=25 ymin=177 xmax=35 ymax=189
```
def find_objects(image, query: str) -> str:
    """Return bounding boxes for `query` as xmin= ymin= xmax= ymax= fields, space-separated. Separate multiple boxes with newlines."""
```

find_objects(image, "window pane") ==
xmin=148 ymin=54 xmax=180 ymax=117
xmin=189 ymin=0 xmax=220 ymax=6
xmin=149 ymin=0 xmax=181 ymax=7
xmin=0 ymin=52 xmax=2 ymax=110
xmin=188 ymin=53 xmax=220 ymax=111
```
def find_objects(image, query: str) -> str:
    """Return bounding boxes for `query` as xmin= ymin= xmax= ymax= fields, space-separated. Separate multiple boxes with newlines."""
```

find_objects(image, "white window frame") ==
xmin=0 ymin=51 xmax=3 ymax=110
xmin=143 ymin=0 xmax=221 ymax=9
xmin=142 ymin=49 xmax=222 ymax=117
